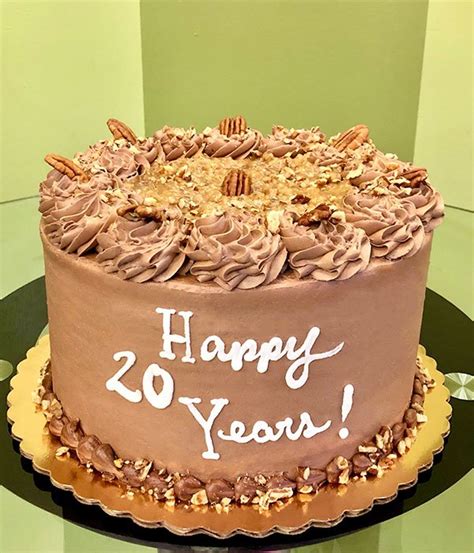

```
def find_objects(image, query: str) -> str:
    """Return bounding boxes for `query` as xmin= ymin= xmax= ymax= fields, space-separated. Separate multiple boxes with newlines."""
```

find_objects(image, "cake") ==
xmin=37 ymin=117 xmax=444 ymax=510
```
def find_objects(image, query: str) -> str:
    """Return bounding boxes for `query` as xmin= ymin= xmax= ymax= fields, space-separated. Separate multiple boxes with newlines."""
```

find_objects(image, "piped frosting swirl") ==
xmin=40 ymin=172 xmax=117 ymax=255
xmin=96 ymin=218 xmax=188 ymax=283
xmin=76 ymin=137 xmax=161 ymax=180
xmin=153 ymin=126 xmax=203 ymax=161
xmin=260 ymin=125 xmax=326 ymax=157
xmin=39 ymin=118 xmax=444 ymax=288
xmin=344 ymin=192 xmax=425 ymax=260
xmin=281 ymin=220 xmax=371 ymax=281
xmin=203 ymin=127 xmax=262 ymax=159
xmin=389 ymin=182 xmax=444 ymax=232
xmin=184 ymin=214 xmax=287 ymax=290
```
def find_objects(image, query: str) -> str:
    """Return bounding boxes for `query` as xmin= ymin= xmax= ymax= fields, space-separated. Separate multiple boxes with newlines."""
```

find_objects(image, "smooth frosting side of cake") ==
xmin=41 ymin=228 xmax=432 ymax=482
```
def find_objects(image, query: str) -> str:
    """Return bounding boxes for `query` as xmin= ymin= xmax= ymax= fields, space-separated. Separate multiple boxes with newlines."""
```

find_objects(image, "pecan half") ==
xmin=222 ymin=169 xmax=252 ymax=196
xmin=218 ymin=116 xmax=247 ymax=137
xmin=399 ymin=167 xmax=428 ymax=188
xmin=297 ymin=203 xmax=332 ymax=226
xmin=332 ymin=124 xmax=369 ymax=152
xmin=106 ymin=118 xmax=138 ymax=144
xmin=44 ymin=154 xmax=88 ymax=181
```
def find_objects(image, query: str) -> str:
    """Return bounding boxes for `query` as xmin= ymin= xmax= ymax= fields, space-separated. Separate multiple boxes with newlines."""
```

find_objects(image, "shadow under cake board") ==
xmin=0 ymin=278 xmax=472 ymax=550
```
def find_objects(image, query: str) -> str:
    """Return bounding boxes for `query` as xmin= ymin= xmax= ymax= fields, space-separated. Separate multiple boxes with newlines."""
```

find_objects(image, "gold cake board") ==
xmin=7 ymin=336 xmax=451 ymax=538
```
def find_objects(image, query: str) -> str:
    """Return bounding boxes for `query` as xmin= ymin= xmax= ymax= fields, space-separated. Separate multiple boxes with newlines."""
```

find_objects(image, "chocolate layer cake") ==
xmin=37 ymin=117 xmax=443 ymax=509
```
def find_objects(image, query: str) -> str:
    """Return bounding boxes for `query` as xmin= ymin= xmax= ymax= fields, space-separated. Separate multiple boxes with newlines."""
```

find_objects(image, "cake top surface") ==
xmin=39 ymin=117 xmax=444 ymax=290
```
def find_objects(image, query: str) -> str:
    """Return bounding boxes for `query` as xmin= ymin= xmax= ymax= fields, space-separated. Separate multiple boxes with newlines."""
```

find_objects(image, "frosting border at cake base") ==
xmin=7 ymin=338 xmax=451 ymax=536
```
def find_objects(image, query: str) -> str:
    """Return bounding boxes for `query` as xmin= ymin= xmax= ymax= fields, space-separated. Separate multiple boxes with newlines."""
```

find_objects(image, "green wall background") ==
xmin=414 ymin=0 xmax=473 ymax=211
xmin=140 ymin=0 xmax=428 ymax=161
xmin=0 ymin=0 xmax=144 ymax=204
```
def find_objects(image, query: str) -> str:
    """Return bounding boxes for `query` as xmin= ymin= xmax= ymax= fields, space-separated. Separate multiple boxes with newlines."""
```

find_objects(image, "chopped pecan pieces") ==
xmin=218 ymin=115 xmax=247 ymax=136
xmin=332 ymin=124 xmax=369 ymax=152
xmin=297 ymin=203 xmax=332 ymax=226
xmin=116 ymin=203 xmax=162 ymax=221
xmin=106 ymin=118 xmax=138 ymax=144
xmin=296 ymin=467 xmax=326 ymax=492
xmin=44 ymin=154 xmax=88 ymax=181
xmin=291 ymin=194 xmax=311 ymax=205
xmin=222 ymin=169 xmax=252 ymax=196
xmin=326 ymin=456 xmax=352 ymax=484
xmin=399 ymin=167 xmax=428 ymax=188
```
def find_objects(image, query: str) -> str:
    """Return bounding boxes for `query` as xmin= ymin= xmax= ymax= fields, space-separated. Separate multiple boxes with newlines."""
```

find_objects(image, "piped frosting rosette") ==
xmin=40 ymin=173 xmax=117 ymax=255
xmin=341 ymin=145 xmax=403 ymax=188
xmin=281 ymin=220 xmax=371 ymax=281
xmin=76 ymin=137 xmax=161 ymax=180
xmin=344 ymin=192 xmax=425 ymax=260
xmin=389 ymin=182 xmax=444 ymax=232
xmin=202 ymin=127 xmax=262 ymax=159
xmin=260 ymin=125 xmax=326 ymax=157
xmin=384 ymin=166 xmax=445 ymax=232
xmin=153 ymin=126 xmax=203 ymax=161
xmin=39 ymin=170 xmax=81 ymax=214
xmin=96 ymin=218 xmax=188 ymax=283
xmin=184 ymin=213 xmax=287 ymax=290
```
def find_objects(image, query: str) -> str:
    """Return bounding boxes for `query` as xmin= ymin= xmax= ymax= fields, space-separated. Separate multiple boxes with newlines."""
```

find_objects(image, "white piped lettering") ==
xmin=178 ymin=397 xmax=229 ymax=459
xmin=106 ymin=351 xmax=142 ymax=403
xmin=142 ymin=363 xmax=174 ymax=409
xmin=156 ymin=307 xmax=195 ymax=364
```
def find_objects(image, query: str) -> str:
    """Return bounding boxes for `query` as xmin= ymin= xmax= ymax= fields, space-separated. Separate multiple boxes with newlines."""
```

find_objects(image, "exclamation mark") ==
xmin=338 ymin=384 xmax=354 ymax=439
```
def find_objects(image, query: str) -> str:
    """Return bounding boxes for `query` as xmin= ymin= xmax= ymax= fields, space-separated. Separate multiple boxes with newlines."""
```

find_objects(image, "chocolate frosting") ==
xmin=96 ymin=219 xmax=187 ymax=283
xmin=144 ymin=470 xmax=169 ymax=494
xmin=76 ymin=137 xmax=161 ymax=180
xmin=91 ymin=443 xmax=122 ymax=478
xmin=77 ymin=435 xmax=101 ymax=464
xmin=40 ymin=173 xmax=117 ymax=255
xmin=347 ymin=149 xmax=400 ymax=187
xmin=42 ymin=229 xmax=433 ymax=481
xmin=60 ymin=419 xmax=84 ymax=448
xmin=205 ymin=479 xmax=235 ymax=503
xmin=203 ymin=127 xmax=262 ymax=159
xmin=185 ymin=214 xmax=287 ymax=290
xmin=295 ymin=467 xmax=327 ymax=490
xmin=39 ymin=121 xmax=444 ymax=291
xmin=174 ymin=475 xmax=203 ymax=501
xmin=39 ymin=171 xmax=80 ymax=213
xmin=260 ymin=125 xmax=326 ymax=157
xmin=38 ymin=352 xmax=433 ymax=506
xmin=389 ymin=182 xmax=444 ymax=232
xmin=266 ymin=474 xmax=296 ymax=491
xmin=153 ymin=126 xmax=203 ymax=161
xmin=344 ymin=193 xmax=425 ymax=260
xmin=48 ymin=416 xmax=67 ymax=437
xmin=281 ymin=220 xmax=371 ymax=281
xmin=234 ymin=476 xmax=259 ymax=501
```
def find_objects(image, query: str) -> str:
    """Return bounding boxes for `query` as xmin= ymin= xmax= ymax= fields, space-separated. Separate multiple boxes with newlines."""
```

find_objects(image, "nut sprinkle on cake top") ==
xmin=40 ymin=117 xmax=444 ymax=289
